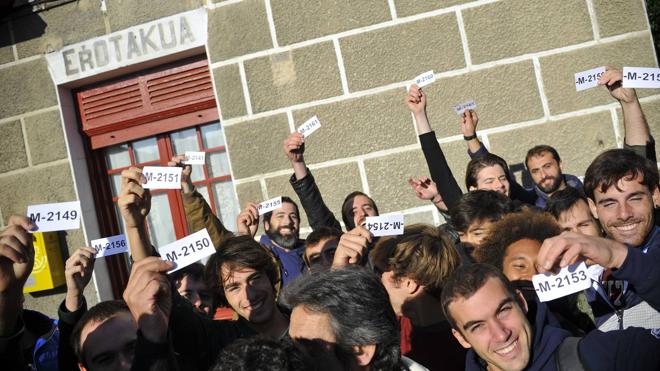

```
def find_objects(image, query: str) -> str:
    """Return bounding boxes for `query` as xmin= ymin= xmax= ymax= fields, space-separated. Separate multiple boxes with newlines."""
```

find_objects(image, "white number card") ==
xmin=297 ymin=116 xmax=321 ymax=138
xmin=27 ymin=201 xmax=82 ymax=232
xmin=574 ymin=66 xmax=605 ymax=91
xmin=142 ymin=166 xmax=182 ymax=189
xmin=622 ymin=67 xmax=660 ymax=89
xmin=257 ymin=196 xmax=283 ymax=216
xmin=453 ymin=100 xmax=477 ymax=115
xmin=413 ymin=70 xmax=435 ymax=88
xmin=365 ymin=214 xmax=405 ymax=237
xmin=159 ymin=229 xmax=215 ymax=273
xmin=183 ymin=151 xmax=206 ymax=165
xmin=532 ymin=262 xmax=591 ymax=302
xmin=91 ymin=234 xmax=128 ymax=258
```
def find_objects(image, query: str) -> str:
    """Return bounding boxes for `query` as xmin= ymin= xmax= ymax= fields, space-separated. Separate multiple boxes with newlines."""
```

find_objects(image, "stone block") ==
xmin=0 ymin=22 xmax=14 ymax=64
xmin=245 ymin=42 xmax=342 ymax=113
xmin=423 ymin=61 xmax=544 ymax=131
xmin=207 ymin=0 xmax=272 ymax=62
xmin=0 ymin=120 xmax=28 ymax=172
xmin=340 ymin=13 xmax=464 ymax=91
xmin=593 ymin=0 xmax=648 ymax=38
xmin=363 ymin=139 xmax=470 ymax=214
xmin=265 ymin=162 xmax=362 ymax=229
xmin=292 ymin=88 xmax=417 ymax=163
xmin=235 ymin=180 xmax=266 ymax=235
xmin=393 ymin=0 xmax=465 ymax=17
xmin=13 ymin=0 xmax=106 ymax=58
xmin=107 ymin=0 xmax=204 ymax=31
xmin=0 ymin=163 xmax=76 ymax=220
xmin=24 ymin=110 xmax=68 ymax=165
xmin=487 ymin=111 xmax=616 ymax=182
xmin=404 ymin=211 xmax=435 ymax=226
xmin=0 ymin=58 xmax=57 ymax=118
xmin=540 ymin=36 xmax=657 ymax=115
xmin=271 ymin=0 xmax=390 ymax=45
xmin=224 ymin=114 xmax=291 ymax=179
xmin=463 ymin=0 xmax=592 ymax=64
xmin=616 ymin=99 xmax=660 ymax=159
xmin=213 ymin=64 xmax=246 ymax=119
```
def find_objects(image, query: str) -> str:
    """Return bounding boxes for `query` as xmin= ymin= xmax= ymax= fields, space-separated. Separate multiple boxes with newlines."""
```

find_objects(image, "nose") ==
xmin=490 ymin=319 xmax=511 ymax=343
xmin=493 ymin=179 xmax=504 ymax=191
xmin=191 ymin=292 xmax=202 ymax=308
xmin=617 ymin=203 xmax=633 ymax=220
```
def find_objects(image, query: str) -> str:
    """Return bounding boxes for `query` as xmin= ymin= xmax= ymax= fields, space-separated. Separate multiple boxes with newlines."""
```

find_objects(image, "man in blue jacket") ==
xmin=441 ymin=263 xmax=660 ymax=371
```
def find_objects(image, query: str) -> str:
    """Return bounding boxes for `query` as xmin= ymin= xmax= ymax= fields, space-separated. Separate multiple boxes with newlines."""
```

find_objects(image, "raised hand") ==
xmin=536 ymin=232 xmax=628 ymax=273
xmin=599 ymin=67 xmax=637 ymax=104
xmin=460 ymin=109 xmax=479 ymax=137
xmin=168 ymin=154 xmax=194 ymax=194
xmin=123 ymin=257 xmax=174 ymax=343
xmin=332 ymin=226 xmax=373 ymax=268
xmin=118 ymin=167 xmax=151 ymax=228
xmin=283 ymin=132 xmax=305 ymax=163
xmin=236 ymin=202 xmax=260 ymax=238
xmin=64 ymin=247 xmax=96 ymax=311
xmin=405 ymin=84 xmax=427 ymax=115
xmin=0 ymin=216 xmax=35 ymax=294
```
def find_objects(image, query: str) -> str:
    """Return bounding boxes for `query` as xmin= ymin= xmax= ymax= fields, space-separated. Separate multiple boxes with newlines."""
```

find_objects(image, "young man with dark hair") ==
xmin=449 ymin=190 xmax=515 ymax=251
xmin=302 ymin=226 xmax=341 ymax=271
xmin=370 ymin=224 xmax=465 ymax=370
xmin=211 ymin=337 xmax=314 ymax=371
xmin=545 ymin=187 xmax=603 ymax=237
xmin=441 ymin=263 xmax=660 ymax=371
xmin=285 ymin=266 xmax=426 ymax=371
xmin=171 ymin=262 xmax=213 ymax=317
xmin=581 ymin=148 xmax=660 ymax=330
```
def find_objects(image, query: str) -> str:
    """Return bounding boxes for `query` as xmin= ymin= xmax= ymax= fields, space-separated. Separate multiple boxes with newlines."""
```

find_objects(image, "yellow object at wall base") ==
xmin=23 ymin=232 xmax=66 ymax=294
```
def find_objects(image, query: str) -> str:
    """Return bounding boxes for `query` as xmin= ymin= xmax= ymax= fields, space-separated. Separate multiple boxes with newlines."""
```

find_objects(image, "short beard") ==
xmin=537 ymin=175 xmax=563 ymax=194
xmin=266 ymin=228 xmax=298 ymax=249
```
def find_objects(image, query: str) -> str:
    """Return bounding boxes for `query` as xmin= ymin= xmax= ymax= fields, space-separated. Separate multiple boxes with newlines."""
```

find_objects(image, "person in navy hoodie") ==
xmin=441 ymin=263 xmax=660 ymax=371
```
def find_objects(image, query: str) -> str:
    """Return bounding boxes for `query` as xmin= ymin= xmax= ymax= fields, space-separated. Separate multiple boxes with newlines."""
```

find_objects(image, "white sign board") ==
xmin=622 ymin=67 xmax=660 ymax=89
xmin=532 ymin=262 xmax=591 ymax=302
xmin=159 ymin=229 xmax=215 ymax=273
xmin=258 ymin=197 xmax=283 ymax=216
xmin=27 ymin=201 xmax=82 ymax=232
xmin=574 ymin=66 xmax=606 ymax=91
xmin=142 ymin=166 xmax=182 ymax=189
xmin=365 ymin=214 xmax=405 ymax=237
xmin=46 ymin=9 xmax=207 ymax=85
xmin=91 ymin=234 xmax=128 ymax=258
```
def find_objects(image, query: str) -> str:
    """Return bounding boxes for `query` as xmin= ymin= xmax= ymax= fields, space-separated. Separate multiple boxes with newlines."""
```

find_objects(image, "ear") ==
xmin=405 ymin=278 xmax=421 ymax=295
xmin=264 ymin=219 xmax=271 ymax=231
xmin=468 ymin=185 xmax=477 ymax=192
xmin=587 ymin=197 xmax=599 ymax=220
xmin=559 ymin=160 xmax=564 ymax=172
xmin=452 ymin=328 xmax=473 ymax=349
xmin=515 ymin=289 xmax=528 ymax=314
xmin=352 ymin=344 xmax=377 ymax=366
xmin=652 ymin=187 xmax=660 ymax=208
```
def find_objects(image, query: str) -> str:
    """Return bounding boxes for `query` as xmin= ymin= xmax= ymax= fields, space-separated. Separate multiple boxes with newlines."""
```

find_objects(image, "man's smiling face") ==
xmin=589 ymin=173 xmax=660 ymax=246
xmin=449 ymin=277 xmax=532 ymax=371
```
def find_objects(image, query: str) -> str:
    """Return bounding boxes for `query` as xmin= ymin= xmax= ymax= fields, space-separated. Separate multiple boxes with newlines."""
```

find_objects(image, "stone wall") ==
xmin=0 ymin=0 xmax=657 ymax=315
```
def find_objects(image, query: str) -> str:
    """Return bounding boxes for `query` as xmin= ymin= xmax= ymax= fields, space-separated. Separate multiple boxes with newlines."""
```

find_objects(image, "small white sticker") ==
xmin=532 ymin=262 xmax=591 ymax=302
xmin=574 ymin=66 xmax=606 ymax=91
xmin=183 ymin=151 xmax=206 ymax=165
xmin=365 ymin=214 xmax=405 ymax=237
xmin=27 ymin=201 xmax=82 ymax=232
xmin=622 ymin=67 xmax=660 ymax=89
xmin=142 ymin=166 xmax=182 ymax=189
xmin=257 ymin=196 xmax=283 ymax=216
xmin=91 ymin=234 xmax=128 ymax=258
xmin=159 ymin=229 xmax=216 ymax=273
xmin=297 ymin=116 xmax=322 ymax=138
xmin=453 ymin=100 xmax=477 ymax=115
xmin=413 ymin=70 xmax=435 ymax=88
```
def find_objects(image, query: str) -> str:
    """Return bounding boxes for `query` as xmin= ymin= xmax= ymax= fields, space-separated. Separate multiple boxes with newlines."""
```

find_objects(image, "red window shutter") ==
xmin=77 ymin=57 xmax=218 ymax=149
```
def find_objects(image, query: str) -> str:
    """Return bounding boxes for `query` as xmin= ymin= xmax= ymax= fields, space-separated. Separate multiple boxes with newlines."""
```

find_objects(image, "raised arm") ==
xmin=169 ymin=155 xmax=234 ymax=249
xmin=599 ymin=67 xmax=656 ymax=162
xmin=283 ymin=132 xmax=342 ymax=231
xmin=460 ymin=109 xmax=488 ymax=156
xmin=118 ymin=167 xmax=153 ymax=261
xmin=405 ymin=85 xmax=463 ymax=210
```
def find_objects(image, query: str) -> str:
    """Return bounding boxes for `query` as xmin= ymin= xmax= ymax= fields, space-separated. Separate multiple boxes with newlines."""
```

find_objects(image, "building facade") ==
xmin=0 ymin=0 xmax=658 ymax=316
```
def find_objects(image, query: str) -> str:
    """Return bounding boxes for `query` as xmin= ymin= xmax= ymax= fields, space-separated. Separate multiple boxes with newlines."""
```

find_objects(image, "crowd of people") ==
xmin=2 ymin=66 xmax=660 ymax=370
